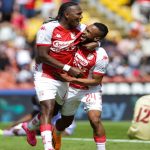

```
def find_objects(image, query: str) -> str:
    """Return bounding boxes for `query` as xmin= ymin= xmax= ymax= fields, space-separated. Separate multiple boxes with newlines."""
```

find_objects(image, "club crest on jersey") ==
xmin=87 ymin=53 xmax=94 ymax=60
xmin=55 ymin=34 xmax=62 ymax=38
xmin=70 ymin=33 xmax=76 ymax=39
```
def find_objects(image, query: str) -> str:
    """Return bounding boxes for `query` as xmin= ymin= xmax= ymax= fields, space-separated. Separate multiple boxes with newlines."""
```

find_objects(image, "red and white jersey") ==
xmin=70 ymin=47 xmax=109 ymax=90
xmin=36 ymin=20 xmax=86 ymax=79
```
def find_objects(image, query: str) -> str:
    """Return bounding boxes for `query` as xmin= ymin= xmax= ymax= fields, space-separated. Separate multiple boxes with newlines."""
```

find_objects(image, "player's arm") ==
xmin=57 ymin=73 xmax=103 ymax=86
xmin=36 ymin=24 xmax=83 ymax=77
xmin=36 ymin=46 xmax=83 ymax=77
xmin=71 ymin=74 xmax=103 ymax=86
xmin=5 ymin=114 xmax=33 ymax=129
xmin=36 ymin=45 xmax=65 ymax=69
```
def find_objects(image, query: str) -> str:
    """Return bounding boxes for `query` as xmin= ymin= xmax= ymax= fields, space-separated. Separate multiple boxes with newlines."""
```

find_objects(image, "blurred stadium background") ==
xmin=0 ymin=0 xmax=150 ymax=148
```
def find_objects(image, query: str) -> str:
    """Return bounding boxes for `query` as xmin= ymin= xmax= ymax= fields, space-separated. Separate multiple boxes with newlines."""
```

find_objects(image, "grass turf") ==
xmin=0 ymin=121 xmax=150 ymax=150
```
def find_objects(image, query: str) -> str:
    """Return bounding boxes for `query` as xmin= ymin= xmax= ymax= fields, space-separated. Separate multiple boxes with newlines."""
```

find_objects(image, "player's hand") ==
xmin=82 ymin=41 xmax=99 ymax=50
xmin=68 ymin=67 xmax=83 ymax=78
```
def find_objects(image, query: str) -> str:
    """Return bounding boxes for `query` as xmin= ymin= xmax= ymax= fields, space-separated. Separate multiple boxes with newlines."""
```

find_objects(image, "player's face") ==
xmin=81 ymin=25 xmax=101 ymax=43
xmin=65 ymin=5 xmax=83 ymax=28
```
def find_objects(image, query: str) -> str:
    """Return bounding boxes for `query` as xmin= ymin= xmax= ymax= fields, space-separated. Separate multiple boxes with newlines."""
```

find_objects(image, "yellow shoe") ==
xmin=52 ymin=128 xmax=62 ymax=150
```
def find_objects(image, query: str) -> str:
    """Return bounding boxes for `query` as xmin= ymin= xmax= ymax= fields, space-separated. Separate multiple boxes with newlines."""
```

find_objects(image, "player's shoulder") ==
xmin=137 ymin=95 xmax=150 ymax=104
xmin=96 ymin=47 xmax=107 ymax=55
xmin=95 ymin=47 xmax=109 ymax=60
xmin=40 ymin=20 xmax=59 ymax=30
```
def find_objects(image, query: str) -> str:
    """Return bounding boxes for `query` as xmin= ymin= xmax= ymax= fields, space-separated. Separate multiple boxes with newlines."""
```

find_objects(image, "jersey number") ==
xmin=136 ymin=107 xmax=150 ymax=123
xmin=85 ymin=93 xmax=96 ymax=102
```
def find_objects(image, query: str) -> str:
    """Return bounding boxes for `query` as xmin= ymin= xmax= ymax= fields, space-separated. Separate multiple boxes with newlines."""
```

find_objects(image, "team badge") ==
xmin=55 ymin=34 xmax=62 ymax=38
xmin=70 ymin=33 xmax=75 ymax=39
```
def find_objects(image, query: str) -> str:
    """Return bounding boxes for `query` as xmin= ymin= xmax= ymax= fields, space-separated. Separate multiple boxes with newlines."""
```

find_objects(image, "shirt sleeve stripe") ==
xmin=93 ymin=72 xmax=105 ymax=76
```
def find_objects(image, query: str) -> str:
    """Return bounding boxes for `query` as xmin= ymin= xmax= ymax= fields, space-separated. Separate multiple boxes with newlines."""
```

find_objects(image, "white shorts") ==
xmin=34 ymin=71 xmax=68 ymax=101
xmin=60 ymin=86 xmax=102 ymax=116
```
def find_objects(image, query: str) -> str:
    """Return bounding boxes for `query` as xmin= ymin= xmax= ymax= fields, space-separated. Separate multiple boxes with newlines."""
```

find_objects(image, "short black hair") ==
xmin=93 ymin=22 xmax=108 ymax=39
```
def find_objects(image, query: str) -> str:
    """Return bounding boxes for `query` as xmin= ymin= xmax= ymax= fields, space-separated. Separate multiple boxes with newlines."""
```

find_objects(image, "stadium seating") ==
xmin=99 ymin=0 xmax=133 ymax=23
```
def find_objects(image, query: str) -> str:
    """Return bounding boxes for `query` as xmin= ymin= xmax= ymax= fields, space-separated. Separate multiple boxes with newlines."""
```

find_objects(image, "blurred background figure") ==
xmin=131 ymin=0 xmax=150 ymax=24
xmin=40 ymin=0 xmax=56 ymax=19
xmin=0 ymin=96 xmax=76 ymax=136
xmin=0 ymin=0 xmax=15 ymax=22
xmin=127 ymin=95 xmax=150 ymax=140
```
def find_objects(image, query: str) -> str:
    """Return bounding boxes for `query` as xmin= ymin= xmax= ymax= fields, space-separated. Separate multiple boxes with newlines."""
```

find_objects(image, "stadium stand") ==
xmin=0 ymin=0 xmax=150 ymax=89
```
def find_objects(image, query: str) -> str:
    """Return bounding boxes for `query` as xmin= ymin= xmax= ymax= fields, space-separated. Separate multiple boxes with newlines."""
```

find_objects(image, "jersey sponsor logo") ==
xmin=53 ymin=40 xmax=74 ymax=49
xmin=55 ymin=34 xmax=62 ymax=38
xmin=74 ymin=53 xmax=88 ymax=66
xmin=70 ymin=33 xmax=76 ymax=39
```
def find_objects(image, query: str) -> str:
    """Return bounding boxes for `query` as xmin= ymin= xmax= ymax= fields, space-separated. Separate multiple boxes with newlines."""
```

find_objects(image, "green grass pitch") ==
xmin=0 ymin=121 xmax=150 ymax=150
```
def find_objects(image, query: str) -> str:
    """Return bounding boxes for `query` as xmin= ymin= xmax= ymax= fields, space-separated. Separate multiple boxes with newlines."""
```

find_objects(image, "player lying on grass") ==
xmin=0 ymin=96 xmax=76 ymax=137
xmin=52 ymin=22 xmax=109 ymax=150
xmin=0 ymin=113 xmax=76 ymax=137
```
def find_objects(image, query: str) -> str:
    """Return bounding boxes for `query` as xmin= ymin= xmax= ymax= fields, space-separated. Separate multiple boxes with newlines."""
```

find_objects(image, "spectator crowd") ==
xmin=0 ymin=0 xmax=150 ymax=89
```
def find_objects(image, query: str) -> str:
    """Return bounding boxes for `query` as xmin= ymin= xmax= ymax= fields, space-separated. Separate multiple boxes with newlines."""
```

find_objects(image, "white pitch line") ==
xmin=37 ymin=136 xmax=150 ymax=144
xmin=62 ymin=137 xmax=150 ymax=144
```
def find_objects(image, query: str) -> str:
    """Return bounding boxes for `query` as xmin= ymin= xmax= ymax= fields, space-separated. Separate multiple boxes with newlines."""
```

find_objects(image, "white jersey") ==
xmin=127 ymin=95 xmax=150 ymax=140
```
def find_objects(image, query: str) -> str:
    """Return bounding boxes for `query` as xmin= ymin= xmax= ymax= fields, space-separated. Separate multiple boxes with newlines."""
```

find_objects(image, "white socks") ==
xmin=41 ymin=130 xmax=54 ymax=150
xmin=94 ymin=135 xmax=106 ymax=150
xmin=40 ymin=124 xmax=54 ymax=150
xmin=96 ymin=142 xmax=106 ymax=150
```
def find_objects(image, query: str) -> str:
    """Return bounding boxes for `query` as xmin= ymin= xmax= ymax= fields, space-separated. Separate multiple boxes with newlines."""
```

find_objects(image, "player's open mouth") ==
xmin=80 ymin=36 xmax=86 ymax=42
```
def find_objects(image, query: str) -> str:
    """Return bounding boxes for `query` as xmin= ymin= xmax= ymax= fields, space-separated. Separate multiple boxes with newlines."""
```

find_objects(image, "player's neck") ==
xmin=59 ymin=20 xmax=74 ymax=30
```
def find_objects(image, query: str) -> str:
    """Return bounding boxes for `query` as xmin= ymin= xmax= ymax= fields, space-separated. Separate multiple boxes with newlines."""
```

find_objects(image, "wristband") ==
xmin=63 ymin=64 xmax=71 ymax=72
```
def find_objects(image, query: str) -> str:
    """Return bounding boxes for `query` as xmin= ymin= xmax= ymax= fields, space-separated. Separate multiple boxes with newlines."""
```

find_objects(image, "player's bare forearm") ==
xmin=6 ymin=114 xmax=33 ymax=129
xmin=36 ymin=46 xmax=64 ymax=69
xmin=71 ymin=78 xmax=102 ymax=86
xmin=58 ymin=73 xmax=103 ymax=86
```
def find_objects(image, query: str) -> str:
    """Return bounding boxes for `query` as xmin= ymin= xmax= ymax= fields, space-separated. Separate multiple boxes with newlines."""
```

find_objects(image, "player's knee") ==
xmin=40 ymin=100 xmax=55 ymax=116
xmin=65 ymin=120 xmax=73 ymax=128
xmin=90 ymin=117 xmax=100 ymax=127
xmin=62 ymin=115 xmax=74 ymax=125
